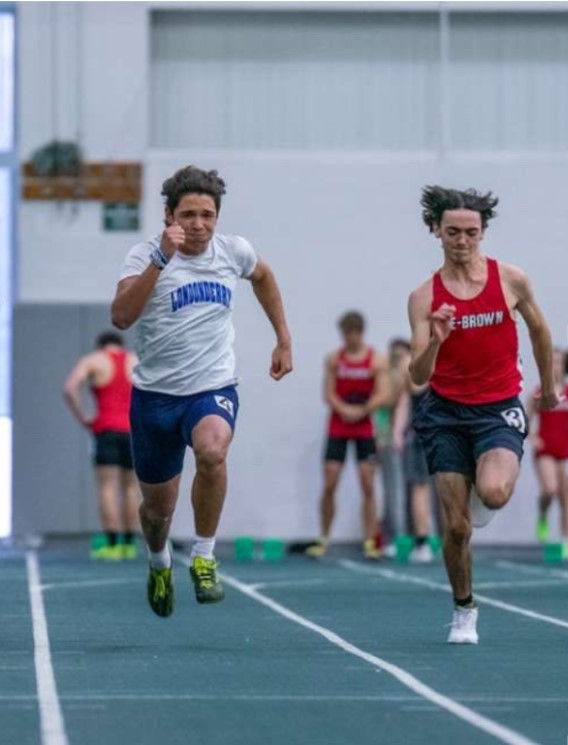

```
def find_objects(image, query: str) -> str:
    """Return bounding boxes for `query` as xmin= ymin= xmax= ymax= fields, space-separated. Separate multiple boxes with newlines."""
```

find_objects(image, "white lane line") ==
xmin=249 ymin=578 xmax=328 ymax=591
xmin=339 ymin=560 xmax=568 ymax=631
xmin=472 ymin=580 xmax=565 ymax=590
xmin=1 ymin=693 xmax=567 ymax=704
xmin=26 ymin=552 xmax=69 ymax=745
xmin=41 ymin=578 xmax=137 ymax=592
xmin=175 ymin=555 xmax=539 ymax=745
xmin=496 ymin=561 xmax=568 ymax=581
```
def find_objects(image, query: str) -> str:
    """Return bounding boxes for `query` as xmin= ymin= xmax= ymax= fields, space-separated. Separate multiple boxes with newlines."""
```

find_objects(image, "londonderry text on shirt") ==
xmin=170 ymin=281 xmax=232 ymax=313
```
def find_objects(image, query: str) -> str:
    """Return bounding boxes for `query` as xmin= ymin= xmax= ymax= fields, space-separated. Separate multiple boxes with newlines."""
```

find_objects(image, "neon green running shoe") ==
xmin=147 ymin=565 xmax=175 ymax=617
xmin=305 ymin=539 xmax=328 ymax=558
xmin=189 ymin=556 xmax=224 ymax=604
xmin=122 ymin=543 xmax=139 ymax=561
xmin=536 ymin=517 xmax=549 ymax=543
xmin=91 ymin=545 xmax=123 ymax=561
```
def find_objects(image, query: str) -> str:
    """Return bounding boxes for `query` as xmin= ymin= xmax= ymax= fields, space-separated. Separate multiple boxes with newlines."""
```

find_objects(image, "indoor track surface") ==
xmin=2 ymin=541 xmax=567 ymax=745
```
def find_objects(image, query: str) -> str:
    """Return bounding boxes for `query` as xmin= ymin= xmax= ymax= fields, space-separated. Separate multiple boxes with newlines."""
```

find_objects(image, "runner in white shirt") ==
xmin=112 ymin=165 xmax=292 ymax=616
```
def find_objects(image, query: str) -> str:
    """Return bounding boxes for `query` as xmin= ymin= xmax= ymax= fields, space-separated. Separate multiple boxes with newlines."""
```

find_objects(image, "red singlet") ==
xmin=328 ymin=348 xmax=375 ymax=439
xmin=534 ymin=383 xmax=568 ymax=460
xmin=430 ymin=257 xmax=522 ymax=405
xmin=91 ymin=350 xmax=132 ymax=434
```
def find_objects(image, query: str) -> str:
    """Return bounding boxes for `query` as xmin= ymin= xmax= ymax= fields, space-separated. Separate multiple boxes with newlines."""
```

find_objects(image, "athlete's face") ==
xmin=389 ymin=344 xmax=411 ymax=371
xmin=166 ymin=193 xmax=217 ymax=254
xmin=342 ymin=328 xmax=365 ymax=353
xmin=435 ymin=209 xmax=485 ymax=265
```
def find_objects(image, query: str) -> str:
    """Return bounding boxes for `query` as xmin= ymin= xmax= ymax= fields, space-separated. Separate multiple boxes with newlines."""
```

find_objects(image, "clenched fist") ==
xmin=161 ymin=223 xmax=186 ymax=259
xmin=430 ymin=303 xmax=456 ymax=344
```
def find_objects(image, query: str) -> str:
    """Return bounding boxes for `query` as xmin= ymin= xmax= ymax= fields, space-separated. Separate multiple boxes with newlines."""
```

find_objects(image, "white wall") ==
xmin=17 ymin=2 xmax=568 ymax=542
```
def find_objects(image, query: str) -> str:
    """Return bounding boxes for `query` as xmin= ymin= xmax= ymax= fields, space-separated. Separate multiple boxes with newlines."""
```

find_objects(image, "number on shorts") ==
xmin=501 ymin=407 xmax=527 ymax=434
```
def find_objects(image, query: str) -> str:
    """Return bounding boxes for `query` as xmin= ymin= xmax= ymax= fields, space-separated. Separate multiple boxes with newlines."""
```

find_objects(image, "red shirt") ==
xmin=534 ymin=383 xmax=568 ymax=459
xmin=328 ymin=348 xmax=375 ymax=439
xmin=430 ymin=258 xmax=523 ymax=405
xmin=91 ymin=350 xmax=132 ymax=434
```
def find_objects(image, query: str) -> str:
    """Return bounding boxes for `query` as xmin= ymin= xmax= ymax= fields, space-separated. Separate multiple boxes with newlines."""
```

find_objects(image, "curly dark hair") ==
xmin=421 ymin=185 xmax=498 ymax=232
xmin=161 ymin=165 xmax=227 ymax=215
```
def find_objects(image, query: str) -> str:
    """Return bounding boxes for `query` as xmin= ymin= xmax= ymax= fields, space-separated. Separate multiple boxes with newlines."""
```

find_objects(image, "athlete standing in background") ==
xmin=64 ymin=331 xmax=139 ymax=560
xmin=409 ymin=186 xmax=559 ymax=644
xmin=307 ymin=311 xmax=388 ymax=560
xmin=393 ymin=371 xmax=438 ymax=564
xmin=527 ymin=347 xmax=568 ymax=555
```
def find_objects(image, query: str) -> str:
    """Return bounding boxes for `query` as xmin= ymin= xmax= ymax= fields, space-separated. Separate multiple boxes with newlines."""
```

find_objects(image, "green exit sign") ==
xmin=103 ymin=202 xmax=140 ymax=232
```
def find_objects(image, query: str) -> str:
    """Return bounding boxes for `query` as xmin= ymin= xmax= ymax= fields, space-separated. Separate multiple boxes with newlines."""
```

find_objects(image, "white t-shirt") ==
xmin=120 ymin=233 xmax=258 ymax=395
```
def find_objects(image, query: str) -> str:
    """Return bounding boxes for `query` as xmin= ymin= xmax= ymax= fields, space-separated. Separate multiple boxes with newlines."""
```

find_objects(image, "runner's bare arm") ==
xmin=408 ymin=282 xmax=454 ymax=386
xmin=248 ymin=259 xmax=292 ymax=381
xmin=363 ymin=352 xmax=391 ymax=414
xmin=505 ymin=265 xmax=556 ymax=409
xmin=111 ymin=226 xmax=185 ymax=329
xmin=111 ymin=271 xmax=160 ymax=330
xmin=63 ymin=356 xmax=96 ymax=428
xmin=392 ymin=388 xmax=411 ymax=452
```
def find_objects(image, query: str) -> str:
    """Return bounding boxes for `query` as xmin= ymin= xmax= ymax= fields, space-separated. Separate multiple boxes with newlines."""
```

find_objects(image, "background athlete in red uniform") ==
xmin=408 ymin=186 xmax=559 ymax=644
xmin=307 ymin=311 xmax=389 ymax=560
xmin=64 ymin=331 xmax=139 ymax=560
xmin=527 ymin=347 xmax=568 ymax=553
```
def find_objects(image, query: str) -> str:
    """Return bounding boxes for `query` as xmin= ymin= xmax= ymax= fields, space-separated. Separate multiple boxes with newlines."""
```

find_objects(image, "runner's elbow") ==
xmin=111 ymin=304 xmax=134 ymax=330
xmin=409 ymin=362 xmax=428 ymax=387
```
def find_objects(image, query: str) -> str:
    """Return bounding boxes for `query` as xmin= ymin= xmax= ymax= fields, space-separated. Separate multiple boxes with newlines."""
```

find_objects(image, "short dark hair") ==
xmin=421 ymin=185 xmax=498 ymax=232
xmin=388 ymin=337 xmax=411 ymax=353
xmin=96 ymin=331 xmax=124 ymax=349
xmin=338 ymin=311 xmax=365 ymax=333
xmin=161 ymin=165 xmax=227 ymax=215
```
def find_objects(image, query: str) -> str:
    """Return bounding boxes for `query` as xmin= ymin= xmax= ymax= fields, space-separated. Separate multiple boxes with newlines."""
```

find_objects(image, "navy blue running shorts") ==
xmin=412 ymin=388 xmax=528 ymax=479
xmin=130 ymin=385 xmax=239 ymax=484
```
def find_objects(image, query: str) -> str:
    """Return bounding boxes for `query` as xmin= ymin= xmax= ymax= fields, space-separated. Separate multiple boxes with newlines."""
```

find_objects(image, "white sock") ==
xmin=148 ymin=544 xmax=171 ymax=570
xmin=190 ymin=535 xmax=216 ymax=560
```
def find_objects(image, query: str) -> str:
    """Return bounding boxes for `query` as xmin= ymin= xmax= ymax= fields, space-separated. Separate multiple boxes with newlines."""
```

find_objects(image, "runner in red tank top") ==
xmin=408 ymin=186 xmax=559 ymax=645
xmin=526 ymin=348 xmax=568 ymax=552
xmin=306 ymin=311 xmax=389 ymax=561
xmin=64 ymin=331 xmax=139 ymax=560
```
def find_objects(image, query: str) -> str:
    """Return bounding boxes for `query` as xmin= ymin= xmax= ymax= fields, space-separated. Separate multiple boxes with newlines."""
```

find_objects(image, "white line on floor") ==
xmin=1 ymin=693 xmax=568 ymax=704
xmin=26 ymin=552 xmax=69 ymax=745
xmin=495 ymin=561 xmax=568 ymax=581
xmin=175 ymin=555 xmax=540 ymax=745
xmin=41 ymin=578 xmax=137 ymax=592
xmin=468 ymin=579 xmax=565 ymax=590
xmin=339 ymin=560 xmax=568 ymax=631
xmin=249 ymin=578 xmax=328 ymax=591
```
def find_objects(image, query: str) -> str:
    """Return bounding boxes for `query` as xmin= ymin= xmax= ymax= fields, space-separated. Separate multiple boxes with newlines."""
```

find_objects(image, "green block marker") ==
xmin=395 ymin=535 xmax=415 ymax=563
xmin=544 ymin=543 xmax=564 ymax=563
xmin=262 ymin=539 xmax=285 ymax=562
xmin=90 ymin=533 xmax=107 ymax=552
xmin=428 ymin=535 xmax=442 ymax=555
xmin=235 ymin=536 xmax=255 ymax=561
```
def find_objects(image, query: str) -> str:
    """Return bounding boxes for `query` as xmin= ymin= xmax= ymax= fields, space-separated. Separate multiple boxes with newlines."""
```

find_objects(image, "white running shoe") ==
xmin=382 ymin=543 xmax=397 ymax=559
xmin=448 ymin=607 xmax=479 ymax=644
xmin=470 ymin=488 xmax=496 ymax=528
xmin=409 ymin=543 xmax=434 ymax=564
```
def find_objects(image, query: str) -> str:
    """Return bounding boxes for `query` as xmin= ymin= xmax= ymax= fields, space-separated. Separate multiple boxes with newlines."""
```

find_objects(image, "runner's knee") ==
xmin=477 ymin=482 xmax=512 ymax=510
